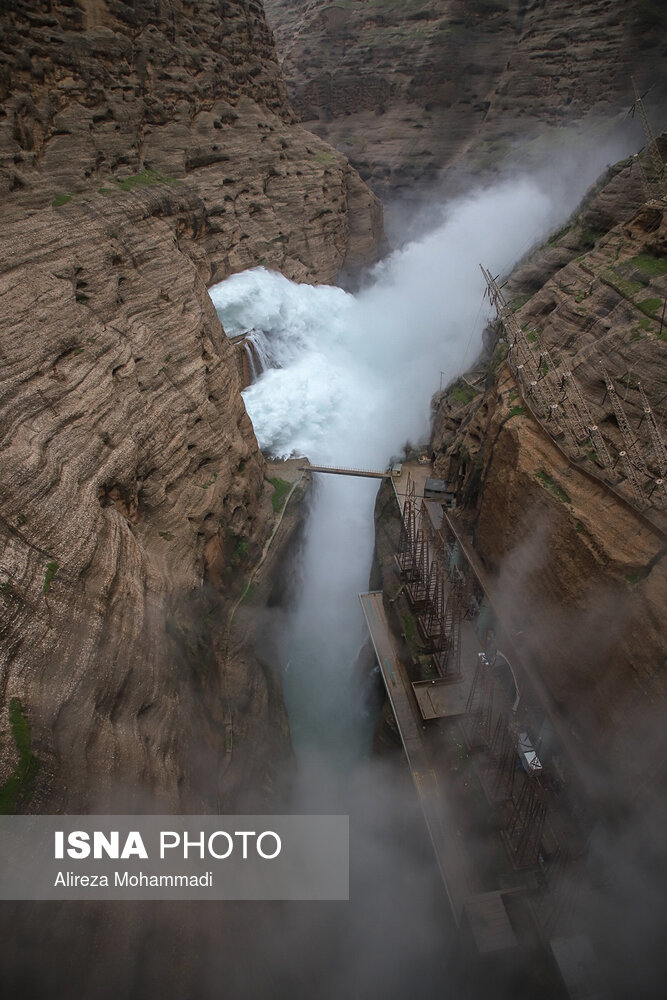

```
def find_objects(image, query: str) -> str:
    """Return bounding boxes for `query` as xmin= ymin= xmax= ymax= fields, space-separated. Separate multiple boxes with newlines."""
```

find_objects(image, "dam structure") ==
xmin=361 ymin=464 xmax=605 ymax=992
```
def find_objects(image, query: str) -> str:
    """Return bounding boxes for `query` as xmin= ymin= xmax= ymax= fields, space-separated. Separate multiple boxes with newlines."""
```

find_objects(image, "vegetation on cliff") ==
xmin=430 ymin=150 xmax=666 ymax=796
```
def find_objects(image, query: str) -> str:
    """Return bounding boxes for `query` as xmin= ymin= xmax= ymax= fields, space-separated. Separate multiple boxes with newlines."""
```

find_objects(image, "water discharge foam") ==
xmin=209 ymin=155 xmax=630 ymax=770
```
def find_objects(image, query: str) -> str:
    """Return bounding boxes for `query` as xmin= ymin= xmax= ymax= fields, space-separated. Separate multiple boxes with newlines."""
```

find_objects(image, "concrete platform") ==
xmin=412 ymin=677 xmax=472 ymax=720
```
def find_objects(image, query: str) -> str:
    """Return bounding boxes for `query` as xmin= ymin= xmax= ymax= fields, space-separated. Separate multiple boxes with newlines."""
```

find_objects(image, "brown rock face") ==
xmin=430 ymin=162 xmax=666 ymax=799
xmin=264 ymin=0 xmax=667 ymax=196
xmin=0 ymin=0 xmax=385 ymax=283
xmin=0 ymin=1 xmax=385 ymax=812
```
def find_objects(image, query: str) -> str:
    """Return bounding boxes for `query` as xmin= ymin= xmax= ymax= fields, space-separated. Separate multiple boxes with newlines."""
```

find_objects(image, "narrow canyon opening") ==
xmin=210 ymin=136 xmax=636 ymax=778
xmin=200 ymin=132 xmax=655 ymax=995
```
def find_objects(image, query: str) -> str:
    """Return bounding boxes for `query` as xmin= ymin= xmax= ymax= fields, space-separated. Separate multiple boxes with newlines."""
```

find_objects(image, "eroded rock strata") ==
xmin=0 ymin=0 xmax=384 ymax=812
xmin=265 ymin=0 xmax=667 ymax=196
xmin=430 ymin=158 xmax=666 ymax=801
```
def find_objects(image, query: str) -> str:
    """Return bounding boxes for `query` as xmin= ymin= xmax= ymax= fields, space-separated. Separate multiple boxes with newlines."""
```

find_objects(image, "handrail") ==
xmin=298 ymin=464 xmax=398 ymax=479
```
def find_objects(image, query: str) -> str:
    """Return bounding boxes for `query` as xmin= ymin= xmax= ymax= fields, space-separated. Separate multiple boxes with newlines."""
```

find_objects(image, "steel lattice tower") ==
xmin=601 ymin=363 xmax=648 ymax=506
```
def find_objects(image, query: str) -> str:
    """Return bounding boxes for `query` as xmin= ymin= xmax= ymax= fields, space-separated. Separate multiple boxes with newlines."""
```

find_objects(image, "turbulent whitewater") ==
xmin=209 ymin=163 xmax=627 ymax=765
xmin=211 ymin=177 xmax=564 ymax=465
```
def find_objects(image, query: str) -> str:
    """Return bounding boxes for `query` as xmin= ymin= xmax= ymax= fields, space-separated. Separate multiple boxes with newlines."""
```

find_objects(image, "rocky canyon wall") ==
xmin=430 ymin=156 xmax=666 ymax=802
xmin=0 ymin=0 xmax=384 ymax=812
xmin=264 ymin=0 xmax=667 ymax=197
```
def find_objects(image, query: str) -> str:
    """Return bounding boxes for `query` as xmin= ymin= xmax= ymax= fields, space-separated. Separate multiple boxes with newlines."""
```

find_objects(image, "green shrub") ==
xmin=269 ymin=477 xmax=291 ymax=513
xmin=535 ymin=469 xmax=571 ymax=505
xmin=450 ymin=379 xmax=479 ymax=405
xmin=629 ymin=253 xmax=667 ymax=278
xmin=235 ymin=539 xmax=249 ymax=560
xmin=0 ymin=698 xmax=38 ymax=814
xmin=506 ymin=405 xmax=525 ymax=420
xmin=113 ymin=169 xmax=177 ymax=191
xmin=43 ymin=561 xmax=59 ymax=595
xmin=578 ymin=225 xmax=602 ymax=250
xmin=638 ymin=297 xmax=662 ymax=318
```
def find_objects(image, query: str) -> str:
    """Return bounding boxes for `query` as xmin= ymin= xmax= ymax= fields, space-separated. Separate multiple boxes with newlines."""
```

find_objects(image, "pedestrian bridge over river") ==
xmin=298 ymin=463 xmax=400 ymax=480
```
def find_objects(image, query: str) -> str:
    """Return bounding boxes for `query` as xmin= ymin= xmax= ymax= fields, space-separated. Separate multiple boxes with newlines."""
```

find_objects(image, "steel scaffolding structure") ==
xmin=431 ymin=565 xmax=465 ymax=679
xmin=418 ymin=553 xmax=445 ymax=644
xmin=419 ymin=497 xmax=440 ymax=551
xmin=504 ymin=774 xmax=548 ymax=869
xmin=601 ymin=363 xmax=648 ymax=506
xmin=406 ymin=528 xmax=429 ymax=608
xmin=397 ymin=480 xmax=417 ymax=576
xmin=463 ymin=652 xmax=496 ymax=747
xmin=492 ymin=719 xmax=520 ymax=802
xmin=477 ymin=712 xmax=517 ymax=804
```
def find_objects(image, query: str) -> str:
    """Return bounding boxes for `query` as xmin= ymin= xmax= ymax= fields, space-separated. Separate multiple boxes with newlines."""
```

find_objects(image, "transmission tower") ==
xmin=631 ymin=77 xmax=665 ymax=201
xmin=559 ymin=370 xmax=613 ymax=470
xmin=480 ymin=265 xmax=562 ymax=418
xmin=637 ymin=382 xmax=667 ymax=506
xmin=600 ymin=364 xmax=648 ymax=505
xmin=480 ymin=265 xmax=615 ymax=463
xmin=637 ymin=382 xmax=667 ymax=477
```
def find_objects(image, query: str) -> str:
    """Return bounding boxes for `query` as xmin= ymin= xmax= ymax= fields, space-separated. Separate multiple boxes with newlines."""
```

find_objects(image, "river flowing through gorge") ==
xmin=211 ymin=156 xmax=625 ymax=783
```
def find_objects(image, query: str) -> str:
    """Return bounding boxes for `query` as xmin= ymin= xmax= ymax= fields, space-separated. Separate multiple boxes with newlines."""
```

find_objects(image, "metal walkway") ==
xmin=360 ymin=590 xmax=478 ymax=924
xmin=299 ymin=464 xmax=398 ymax=480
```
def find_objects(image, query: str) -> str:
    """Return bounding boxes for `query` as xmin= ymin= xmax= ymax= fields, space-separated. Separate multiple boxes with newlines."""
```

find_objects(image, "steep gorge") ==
xmin=430 ymin=154 xmax=666 ymax=803
xmin=265 ymin=0 xmax=667 ymax=198
xmin=0 ymin=0 xmax=384 ymax=812
xmin=0 ymin=5 xmax=665 ymax=996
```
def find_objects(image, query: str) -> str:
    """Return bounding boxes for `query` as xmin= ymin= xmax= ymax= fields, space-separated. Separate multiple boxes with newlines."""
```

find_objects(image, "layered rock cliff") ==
xmin=0 ymin=0 xmax=384 ymax=812
xmin=430 ymin=155 xmax=666 ymax=800
xmin=0 ymin=0 xmax=384 ymax=282
xmin=265 ymin=0 xmax=667 ymax=197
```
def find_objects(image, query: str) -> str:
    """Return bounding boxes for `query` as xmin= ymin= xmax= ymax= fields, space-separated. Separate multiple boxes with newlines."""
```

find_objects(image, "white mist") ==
xmin=209 ymin=145 xmax=633 ymax=769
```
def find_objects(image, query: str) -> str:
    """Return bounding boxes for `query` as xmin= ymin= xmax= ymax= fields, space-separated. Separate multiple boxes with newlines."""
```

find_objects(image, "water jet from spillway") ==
xmin=209 ymin=145 xmax=637 ymax=771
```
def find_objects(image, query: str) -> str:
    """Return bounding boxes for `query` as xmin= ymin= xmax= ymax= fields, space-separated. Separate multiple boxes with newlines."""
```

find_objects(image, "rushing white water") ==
xmin=209 ymin=161 xmax=628 ymax=767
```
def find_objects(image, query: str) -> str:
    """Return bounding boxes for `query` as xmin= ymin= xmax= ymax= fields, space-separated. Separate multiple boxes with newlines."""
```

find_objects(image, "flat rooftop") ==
xmin=412 ymin=677 xmax=471 ymax=720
